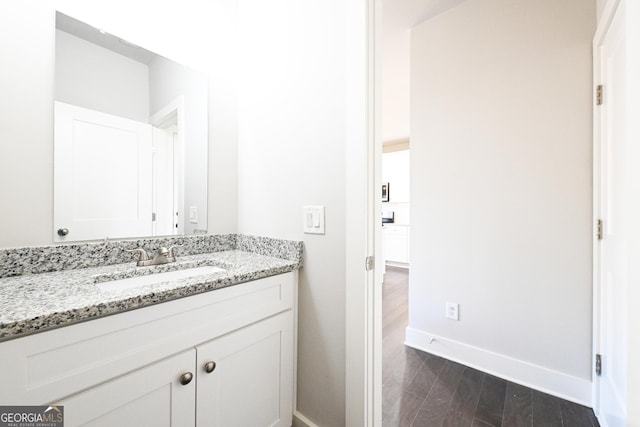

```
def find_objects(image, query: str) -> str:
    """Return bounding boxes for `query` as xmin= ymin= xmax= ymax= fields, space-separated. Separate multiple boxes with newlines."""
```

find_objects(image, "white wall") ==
xmin=0 ymin=3 xmax=54 ymax=247
xmin=0 ymin=1 xmax=237 ymax=248
xmin=408 ymin=0 xmax=596 ymax=403
xmin=382 ymin=6 xmax=410 ymax=143
xmin=55 ymin=30 xmax=149 ymax=122
xmin=236 ymin=0 xmax=350 ymax=425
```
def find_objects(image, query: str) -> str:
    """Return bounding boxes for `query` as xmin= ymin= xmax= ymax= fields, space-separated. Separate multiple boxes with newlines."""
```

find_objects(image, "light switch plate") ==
xmin=303 ymin=206 xmax=325 ymax=234
xmin=189 ymin=206 xmax=198 ymax=224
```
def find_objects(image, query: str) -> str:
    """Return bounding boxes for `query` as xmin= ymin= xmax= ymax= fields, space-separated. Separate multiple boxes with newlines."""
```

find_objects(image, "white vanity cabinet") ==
xmin=0 ymin=272 xmax=297 ymax=427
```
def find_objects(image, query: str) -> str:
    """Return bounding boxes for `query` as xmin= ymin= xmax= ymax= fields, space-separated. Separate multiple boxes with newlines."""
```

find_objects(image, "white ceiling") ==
xmin=382 ymin=0 xmax=470 ymax=29
xmin=56 ymin=11 xmax=157 ymax=65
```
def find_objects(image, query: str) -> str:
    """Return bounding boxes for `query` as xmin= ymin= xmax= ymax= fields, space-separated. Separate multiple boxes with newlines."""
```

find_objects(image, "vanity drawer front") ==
xmin=0 ymin=272 xmax=295 ymax=405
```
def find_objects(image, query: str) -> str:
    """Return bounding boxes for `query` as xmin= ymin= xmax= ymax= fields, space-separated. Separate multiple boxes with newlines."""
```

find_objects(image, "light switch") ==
xmin=189 ymin=206 xmax=198 ymax=224
xmin=303 ymin=206 xmax=325 ymax=234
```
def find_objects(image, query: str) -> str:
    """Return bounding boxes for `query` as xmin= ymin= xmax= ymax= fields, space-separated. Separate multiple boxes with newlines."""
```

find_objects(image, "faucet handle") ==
xmin=168 ymin=245 xmax=182 ymax=258
xmin=126 ymin=248 xmax=150 ymax=262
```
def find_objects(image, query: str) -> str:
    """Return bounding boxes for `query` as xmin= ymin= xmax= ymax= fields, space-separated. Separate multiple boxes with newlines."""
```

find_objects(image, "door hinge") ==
xmin=365 ymin=256 xmax=375 ymax=271
xmin=596 ymin=84 xmax=603 ymax=106
xmin=597 ymin=219 xmax=603 ymax=240
xmin=595 ymin=354 xmax=602 ymax=376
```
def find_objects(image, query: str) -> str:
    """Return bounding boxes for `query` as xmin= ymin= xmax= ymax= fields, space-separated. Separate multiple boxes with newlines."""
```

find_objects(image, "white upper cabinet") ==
xmin=382 ymin=150 xmax=410 ymax=203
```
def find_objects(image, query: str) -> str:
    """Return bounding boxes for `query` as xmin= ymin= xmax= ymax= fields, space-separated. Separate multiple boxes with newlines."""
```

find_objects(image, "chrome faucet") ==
xmin=127 ymin=246 xmax=181 ymax=267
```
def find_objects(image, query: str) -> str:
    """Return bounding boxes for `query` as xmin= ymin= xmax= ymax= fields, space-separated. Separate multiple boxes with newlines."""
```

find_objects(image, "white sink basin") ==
xmin=97 ymin=266 xmax=226 ymax=292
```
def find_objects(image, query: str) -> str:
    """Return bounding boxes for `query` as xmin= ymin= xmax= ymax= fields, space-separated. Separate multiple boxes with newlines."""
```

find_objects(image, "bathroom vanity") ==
xmin=0 ymin=234 xmax=302 ymax=427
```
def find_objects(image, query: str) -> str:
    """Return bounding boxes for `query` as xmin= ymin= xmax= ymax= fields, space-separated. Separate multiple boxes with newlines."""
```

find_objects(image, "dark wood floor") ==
xmin=382 ymin=266 xmax=600 ymax=427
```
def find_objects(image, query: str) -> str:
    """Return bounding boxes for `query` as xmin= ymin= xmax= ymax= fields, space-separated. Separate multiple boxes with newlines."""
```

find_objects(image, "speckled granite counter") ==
xmin=0 ymin=235 xmax=303 ymax=342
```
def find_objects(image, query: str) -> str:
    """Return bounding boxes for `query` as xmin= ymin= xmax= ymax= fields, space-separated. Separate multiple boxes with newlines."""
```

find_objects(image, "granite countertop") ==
xmin=0 ymin=249 xmax=300 ymax=342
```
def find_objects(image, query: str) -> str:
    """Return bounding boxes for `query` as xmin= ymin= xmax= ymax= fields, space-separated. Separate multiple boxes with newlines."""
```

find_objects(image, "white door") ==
xmin=594 ymin=2 xmax=628 ymax=426
xmin=54 ymin=102 xmax=153 ymax=242
xmin=195 ymin=312 xmax=293 ymax=427
xmin=57 ymin=350 xmax=196 ymax=427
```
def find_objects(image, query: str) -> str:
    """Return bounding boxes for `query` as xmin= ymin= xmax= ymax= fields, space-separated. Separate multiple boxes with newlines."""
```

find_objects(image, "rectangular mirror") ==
xmin=54 ymin=11 xmax=208 ymax=242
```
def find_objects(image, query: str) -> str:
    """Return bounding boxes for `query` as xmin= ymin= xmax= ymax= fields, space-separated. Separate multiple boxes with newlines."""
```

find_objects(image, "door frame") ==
xmin=592 ymin=0 xmax=622 ymax=421
xmin=150 ymin=96 xmax=185 ymax=235
xmin=345 ymin=0 xmax=382 ymax=425
xmin=592 ymin=1 xmax=640 ymax=425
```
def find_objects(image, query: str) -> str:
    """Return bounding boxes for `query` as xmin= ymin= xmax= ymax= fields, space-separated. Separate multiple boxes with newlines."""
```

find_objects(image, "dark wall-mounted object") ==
xmin=382 ymin=183 xmax=390 ymax=202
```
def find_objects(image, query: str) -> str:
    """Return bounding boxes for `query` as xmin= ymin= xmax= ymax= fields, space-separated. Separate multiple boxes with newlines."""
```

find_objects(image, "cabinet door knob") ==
xmin=179 ymin=372 xmax=194 ymax=385
xmin=204 ymin=361 xmax=216 ymax=373
xmin=57 ymin=228 xmax=69 ymax=236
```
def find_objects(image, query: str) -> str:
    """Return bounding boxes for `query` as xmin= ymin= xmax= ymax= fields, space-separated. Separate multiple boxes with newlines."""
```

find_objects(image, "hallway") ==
xmin=381 ymin=267 xmax=600 ymax=427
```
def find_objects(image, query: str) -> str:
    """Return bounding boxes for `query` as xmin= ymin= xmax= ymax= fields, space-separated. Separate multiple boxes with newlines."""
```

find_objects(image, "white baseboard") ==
xmin=597 ymin=414 xmax=609 ymax=427
xmin=293 ymin=411 xmax=319 ymax=427
xmin=405 ymin=327 xmax=593 ymax=407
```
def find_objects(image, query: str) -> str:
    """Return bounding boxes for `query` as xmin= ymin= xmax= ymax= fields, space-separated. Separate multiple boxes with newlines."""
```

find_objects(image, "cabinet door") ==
xmin=384 ymin=226 xmax=409 ymax=263
xmin=57 ymin=349 xmax=196 ymax=427
xmin=196 ymin=312 xmax=293 ymax=427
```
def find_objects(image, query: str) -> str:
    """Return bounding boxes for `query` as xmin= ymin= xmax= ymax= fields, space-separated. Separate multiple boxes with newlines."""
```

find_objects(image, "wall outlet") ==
xmin=445 ymin=302 xmax=459 ymax=321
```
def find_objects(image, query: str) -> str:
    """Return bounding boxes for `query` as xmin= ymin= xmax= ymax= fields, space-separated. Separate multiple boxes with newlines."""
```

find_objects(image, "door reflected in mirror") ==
xmin=54 ymin=11 xmax=208 ymax=242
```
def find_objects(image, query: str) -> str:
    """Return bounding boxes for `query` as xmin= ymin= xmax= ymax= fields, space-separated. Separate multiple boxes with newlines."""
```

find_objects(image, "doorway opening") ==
xmin=150 ymin=97 xmax=185 ymax=236
xmin=380 ymin=1 xmax=412 ymax=422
